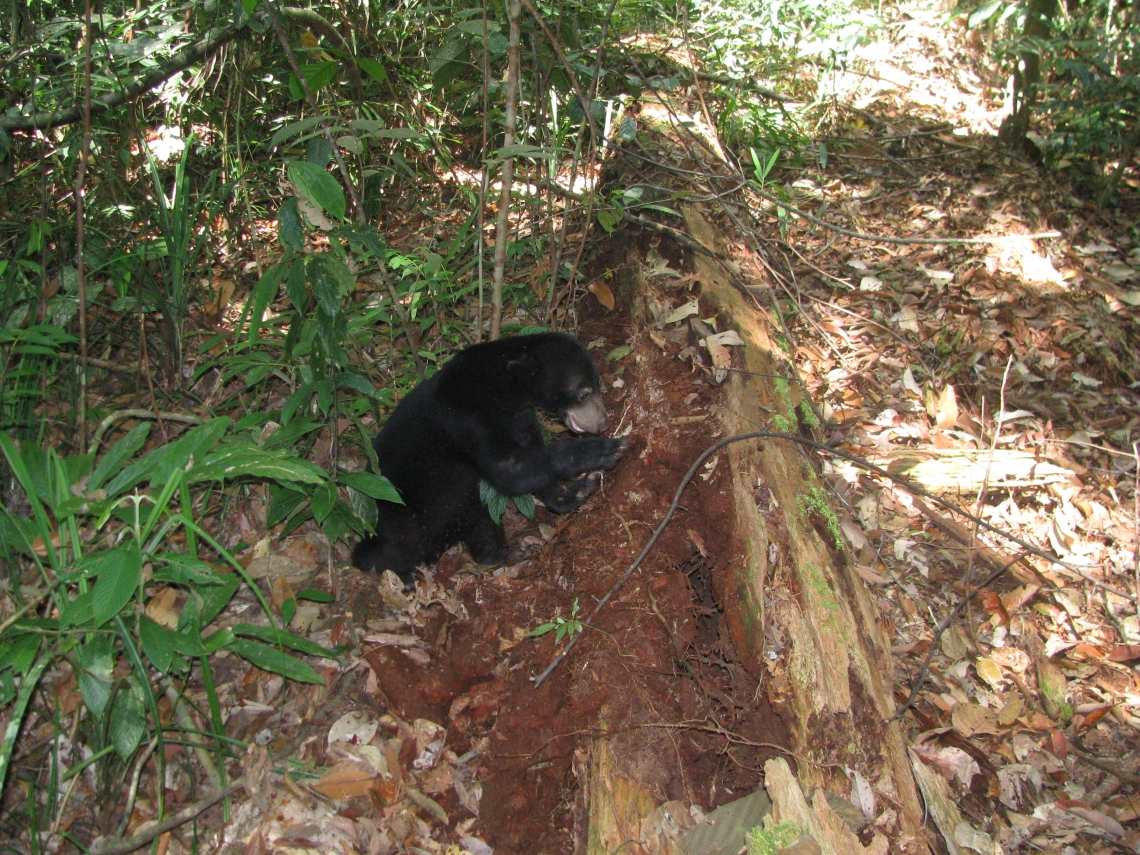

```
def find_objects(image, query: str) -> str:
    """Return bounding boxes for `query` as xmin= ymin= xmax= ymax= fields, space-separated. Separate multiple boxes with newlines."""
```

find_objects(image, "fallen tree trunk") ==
xmin=583 ymin=202 xmax=931 ymax=854
xmin=688 ymin=204 xmax=929 ymax=853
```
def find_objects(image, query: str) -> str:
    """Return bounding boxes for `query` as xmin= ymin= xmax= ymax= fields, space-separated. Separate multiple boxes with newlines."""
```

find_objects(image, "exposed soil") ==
xmin=340 ymin=255 xmax=787 ymax=854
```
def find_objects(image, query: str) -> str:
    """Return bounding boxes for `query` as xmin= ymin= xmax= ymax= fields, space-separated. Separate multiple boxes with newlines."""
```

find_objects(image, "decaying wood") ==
xmin=683 ymin=204 xmax=930 ymax=854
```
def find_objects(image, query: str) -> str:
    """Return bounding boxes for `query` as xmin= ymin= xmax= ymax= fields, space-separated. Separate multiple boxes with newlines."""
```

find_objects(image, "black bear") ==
xmin=352 ymin=332 xmax=629 ymax=584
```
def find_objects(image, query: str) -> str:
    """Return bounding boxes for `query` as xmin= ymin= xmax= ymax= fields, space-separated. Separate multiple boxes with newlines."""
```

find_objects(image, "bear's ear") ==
xmin=507 ymin=354 xmax=540 ymax=381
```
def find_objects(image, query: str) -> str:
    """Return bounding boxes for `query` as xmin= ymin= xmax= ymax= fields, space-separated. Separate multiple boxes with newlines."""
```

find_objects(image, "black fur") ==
xmin=352 ymin=333 xmax=628 ymax=584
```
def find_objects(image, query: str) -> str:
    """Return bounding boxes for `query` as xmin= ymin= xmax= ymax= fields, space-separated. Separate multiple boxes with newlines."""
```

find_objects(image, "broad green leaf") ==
xmin=479 ymin=480 xmax=508 ymax=526
xmin=104 ymin=418 xmax=230 ymax=496
xmin=0 ymin=632 xmax=40 ymax=675
xmin=288 ymin=61 xmax=339 ymax=99
xmin=76 ymin=636 xmax=114 ymax=718
xmin=339 ymin=471 xmax=402 ymax=503
xmin=269 ymin=115 xmax=327 ymax=150
xmin=151 ymin=554 xmax=230 ymax=587
xmin=90 ymin=422 xmax=152 ymax=492
xmin=109 ymin=683 xmax=147 ymax=759
xmin=234 ymin=625 xmax=317 ymax=664
xmin=308 ymin=253 xmax=353 ymax=317
xmin=202 ymin=627 xmax=235 ymax=655
xmin=335 ymin=371 xmax=385 ymax=399
xmin=139 ymin=614 xmax=177 ymax=673
xmin=513 ymin=492 xmax=536 ymax=520
xmin=92 ymin=542 xmax=142 ymax=627
xmin=196 ymin=573 xmax=242 ymax=628
xmin=226 ymin=639 xmax=325 ymax=684
xmin=493 ymin=143 xmax=554 ymax=160
xmin=311 ymin=481 xmax=337 ymax=523
xmin=287 ymin=161 xmax=346 ymax=222
xmin=278 ymin=196 xmax=305 ymax=251
xmin=349 ymin=485 xmax=378 ymax=532
xmin=296 ymin=588 xmax=335 ymax=603
xmin=457 ymin=19 xmax=501 ymax=35
xmin=140 ymin=615 xmax=207 ymax=675
xmin=356 ymin=57 xmax=387 ymax=84
xmin=189 ymin=444 xmax=327 ymax=485
xmin=306 ymin=136 xmax=334 ymax=166
xmin=59 ymin=590 xmax=94 ymax=629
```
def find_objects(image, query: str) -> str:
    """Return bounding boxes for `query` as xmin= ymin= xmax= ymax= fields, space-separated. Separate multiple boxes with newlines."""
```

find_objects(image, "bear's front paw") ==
xmin=588 ymin=438 xmax=630 ymax=471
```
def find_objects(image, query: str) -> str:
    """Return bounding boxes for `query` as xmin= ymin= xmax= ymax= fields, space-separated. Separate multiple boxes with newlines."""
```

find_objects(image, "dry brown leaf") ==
xmin=935 ymin=385 xmax=958 ymax=430
xmin=998 ymin=694 xmax=1024 ymax=726
xmin=951 ymin=702 xmax=1001 ymax=737
xmin=980 ymin=592 xmax=1010 ymax=625
xmin=974 ymin=657 xmax=1004 ymax=690
xmin=1107 ymin=645 xmax=1140 ymax=663
xmin=312 ymin=761 xmax=377 ymax=800
xmin=145 ymin=587 xmax=180 ymax=629
xmin=272 ymin=573 xmax=295 ymax=612
xmin=588 ymin=280 xmax=615 ymax=310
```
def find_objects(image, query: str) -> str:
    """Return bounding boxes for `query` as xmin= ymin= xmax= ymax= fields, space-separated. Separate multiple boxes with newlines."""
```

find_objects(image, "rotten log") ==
xmin=584 ymin=205 xmax=932 ymax=855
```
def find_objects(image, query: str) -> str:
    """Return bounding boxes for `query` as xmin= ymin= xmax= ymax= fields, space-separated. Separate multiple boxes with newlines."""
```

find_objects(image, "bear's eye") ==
xmin=577 ymin=387 xmax=593 ymax=402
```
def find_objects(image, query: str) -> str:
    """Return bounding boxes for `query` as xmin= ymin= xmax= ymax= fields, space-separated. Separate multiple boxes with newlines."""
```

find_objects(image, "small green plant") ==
xmin=479 ymin=480 xmax=536 ymax=525
xmin=746 ymin=821 xmax=803 ymax=855
xmin=797 ymin=485 xmax=843 ymax=548
xmin=0 ymin=419 xmax=343 ymax=804
xmin=529 ymin=597 xmax=583 ymax=644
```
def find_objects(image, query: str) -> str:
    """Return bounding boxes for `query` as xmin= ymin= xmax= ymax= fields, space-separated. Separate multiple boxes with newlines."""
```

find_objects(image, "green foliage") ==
xmin=479 ymin=479 xmax=536 ymax=526
xmin=746 ymin=822 xmax=802 ymax=855
xmin=960 ymin=0 xmax=1138 ymax=194
xmin=797 ymin=485 xmax=843 ymax=548
xmin=0 ymin=419 xmax=338 ymax=803
xmin=528 ymin=597 xmax=583 ymax=644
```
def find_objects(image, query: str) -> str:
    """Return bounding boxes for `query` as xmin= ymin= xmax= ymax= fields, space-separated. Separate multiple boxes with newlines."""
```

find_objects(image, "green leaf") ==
xmin=188 ymin=444 xmax=327 ymax=485
xmin=288 ymin=61 xmax=339 ymax=99
xmin=311 ymin=481 xmax=337 ymax=523
xmin=226 ymin=639 xmax=325 ymax=684
xmin=282 ymin=598 xmax=296 ymax=625
xmin=109 ymin=682 xmax=147 ymax=759
xmin=457 ymin=19 xmax=501 ymax=35
xmin=296 ymin=588 xmax=334 ymax=603
xmin=104 ymin=418 xmax=230 ymax=496
xmin=606 ymin=345 xmax=632 ymax=362
xmin=356 ymin=57 xmax=387 ymax=84
xmin=92 ymin=542 xmax=142 ymax=628
xmin=287 ymin=161 xmax=346 ymax=222
xmin=479 ymin=480 xmax=508 ymax=526
xmin=269 ymin=115 xmax=327 ymax=150
xmin=306 ymin=136 xmax=334 ymax=166
xmin=140 ymin=615 xmax=206 ymax=674
xmin=308 ymin=253 xmax=353 ymax=317
xmin=0 ymin=632 xmax=41 ymax=675
xmin=512 ymin=492 xmax=535 ymax=520
xmin=232 ymin=624 xmax=332 ymax=661
xmin=339 ymin=471 xmax=402 ymax=503
xmin=278 ymin=196 xmax=305 ymax=250
xmin=197 ymin=574 xmax=242 ymax=628
xmin=493 ymin=143 xmax=554 ymax=160
xmin=59 ymin=590 xmax=94 ymax=629
xmin=76 ymin=636 xmax=114 ymax=718
xmin=89 ymin=422 xmax=151 ymax=492
xmin=139 ymin=615 xmax=176 ymax=673
xmin=151 ymin=554 xmax=231 ymax=587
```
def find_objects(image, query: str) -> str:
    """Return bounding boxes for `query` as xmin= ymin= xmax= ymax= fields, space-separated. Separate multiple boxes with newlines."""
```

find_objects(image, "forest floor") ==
xmin=10 ymin=1 xmax=1140 ymax=854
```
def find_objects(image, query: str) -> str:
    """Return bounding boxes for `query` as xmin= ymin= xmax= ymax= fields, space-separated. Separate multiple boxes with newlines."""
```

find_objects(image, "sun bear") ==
xmin=352 ymin=332 xmax=629 ymax=584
